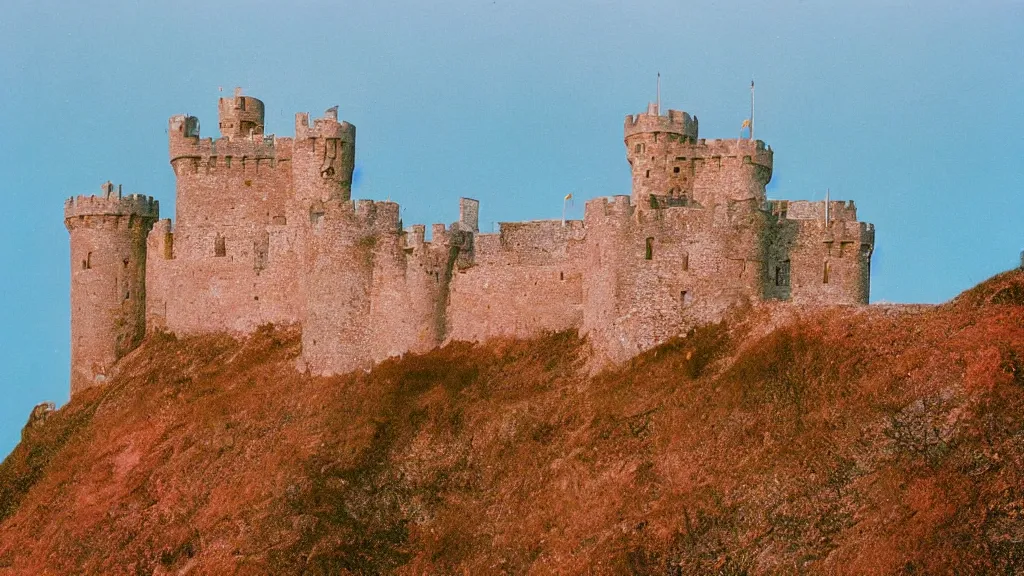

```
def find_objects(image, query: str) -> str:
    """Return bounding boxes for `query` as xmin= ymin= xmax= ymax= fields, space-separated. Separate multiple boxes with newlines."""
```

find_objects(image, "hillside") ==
xmin=2 ymin=271 xmax=1024 ymax=575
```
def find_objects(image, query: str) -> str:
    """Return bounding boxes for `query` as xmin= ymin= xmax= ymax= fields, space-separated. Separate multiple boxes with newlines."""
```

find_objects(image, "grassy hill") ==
xmin=3 ymin=271 xmax=1024 ymax=575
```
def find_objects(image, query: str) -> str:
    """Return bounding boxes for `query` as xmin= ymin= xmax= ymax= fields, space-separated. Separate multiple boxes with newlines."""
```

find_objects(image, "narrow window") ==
xmin=775 ymin=260 xmax=791 ymax=287
xmin=682 ymin=253 xmax=689 ymax=271
xmin=215 ymin=235 xmax=226 ymax=257
xmin=83 ymin=252 xmax=92 ymax=270
xmin=123 ymin=258 xmax=129 ymax=268
xmin=645 ymin=237 xmax=654 ymax=260
xmin=673 ymin=166 xmax=680 ymax=174
xmin=635 ymin=143 xmax=642 ymax=154
xmin=823 ymin=261 xmax=831 ymax=284
xmin=645 ymin=169 xmax=650 ymax=178
xmin=124 ymin=290 xmax=130 ymax=301
xmin=559 ymin=271 xmax=564 ymax=281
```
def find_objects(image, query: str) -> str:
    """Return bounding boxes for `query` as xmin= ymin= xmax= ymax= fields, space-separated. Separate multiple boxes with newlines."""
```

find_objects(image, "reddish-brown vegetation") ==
xmin=3 ymin=272 xmax=1024 ymax=575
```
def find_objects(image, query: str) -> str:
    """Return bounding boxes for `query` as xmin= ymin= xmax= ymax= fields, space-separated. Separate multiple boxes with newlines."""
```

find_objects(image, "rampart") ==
xmin=65 ymin=91 xmax=876 ymax=397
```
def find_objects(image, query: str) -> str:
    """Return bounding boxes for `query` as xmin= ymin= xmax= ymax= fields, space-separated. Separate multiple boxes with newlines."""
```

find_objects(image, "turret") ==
xmin=624 ymin=103 xmax=772 ymax=210
xmin=64 ymin=182 xmax=159 ymax=396
xmin=218 ymin=87 xmax=265 ymax=139
xmin=293 ymin=106 xmax=357 ymax=203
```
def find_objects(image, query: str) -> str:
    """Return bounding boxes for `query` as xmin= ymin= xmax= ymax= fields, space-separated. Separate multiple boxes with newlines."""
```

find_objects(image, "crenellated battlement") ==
xmin=295 ymin=107 xmax=356 ymax=142
xmin=584 ymin=195 xmax=635 ymax=221
xmin=624 ymin=106 xmax=699 ymax=141
xmin=774 ymin=199 xmax=857 ymax=222
xmin=169 ymin=114 xmax=292 ymax=164
xmin=405 ymin=224 xmax=427 ymax=249
xmin=64 ymin=182 xmax=159 ymax=221
xmin=354 ymin=199 xmax=401 ymax=233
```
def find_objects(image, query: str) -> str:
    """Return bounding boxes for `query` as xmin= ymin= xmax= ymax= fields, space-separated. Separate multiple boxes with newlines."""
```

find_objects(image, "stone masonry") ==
xmin=65 ymin=90 xmax=874 ymax=395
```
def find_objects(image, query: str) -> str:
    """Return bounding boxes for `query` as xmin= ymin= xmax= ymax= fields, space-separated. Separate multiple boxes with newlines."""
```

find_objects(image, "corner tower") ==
xmin=65 ymin=182 xmax=158 ymax=395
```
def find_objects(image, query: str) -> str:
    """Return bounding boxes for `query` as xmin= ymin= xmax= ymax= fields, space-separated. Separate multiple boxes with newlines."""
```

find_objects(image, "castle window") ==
xmin=645 ymin=237 xmax=654 ymax=260
xmin=673 ymin=166 xmax=680 ymax=174
xmin=823 ymin=261 xmax=831 ymax=284
xmin=645 ymin=170 xmax=650 ymax=178
xmin=559 ymin=271 xmax=564 ymax=281
xmin=680 ymin=290 xmax=692 ymax=306
xmin=83 ymin=252 xmax=91 ymax=270
xmin=635 ymin=143 xmax=642 ymax=154
xmin=775 ymin=260 xmax=790 ymax=287
xmin=215 ymin=236 xmax=226 ymax=257
xmin=124 ymin=290 xmax=130 ymax=301
xmin=682 ymin=253 xmax=689 ymax=271
xmin=123 ymin=258 xmax=129 ymax=268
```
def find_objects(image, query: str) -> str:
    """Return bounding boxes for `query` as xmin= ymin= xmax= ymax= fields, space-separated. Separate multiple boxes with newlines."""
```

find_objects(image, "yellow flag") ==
xmin=741 ymin=119 xmax=751 ymax=129
xmin=564 ymin=193 xmax=573 ymax=201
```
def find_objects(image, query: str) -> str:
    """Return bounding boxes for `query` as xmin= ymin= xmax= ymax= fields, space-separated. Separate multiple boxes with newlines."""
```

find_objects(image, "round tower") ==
xmin=624 ymin=104 xmax=699 ymax=210
xmin=293 ymin=106 xmax=357 ymax=203
xmin=218 ymin=87 xmax=265 ymax=139
xmin=64 ymin=182 xmax=159 ymax=396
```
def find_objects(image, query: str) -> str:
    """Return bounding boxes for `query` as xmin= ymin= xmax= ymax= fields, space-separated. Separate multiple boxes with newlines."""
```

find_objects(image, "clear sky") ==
xmin=1 ymin=0 xmax=1022 ymax=458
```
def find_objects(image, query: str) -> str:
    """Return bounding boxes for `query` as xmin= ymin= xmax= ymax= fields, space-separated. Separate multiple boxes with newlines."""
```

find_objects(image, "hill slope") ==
xmin=3 ymin=272 xmax=1024 ymax=575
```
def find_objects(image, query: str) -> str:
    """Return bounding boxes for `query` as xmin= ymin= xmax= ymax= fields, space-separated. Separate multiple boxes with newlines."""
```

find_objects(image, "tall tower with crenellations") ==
xmin=65 ymin=182 xmax=159 ymax=394
xmin=624 ymin=103 xmax=772 ymax=210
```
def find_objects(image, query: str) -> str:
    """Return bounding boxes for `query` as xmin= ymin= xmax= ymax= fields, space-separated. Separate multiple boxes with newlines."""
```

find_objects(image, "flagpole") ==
xmin=750 ymin=80 xmax=755 ymax=141
xmin=657 ymin=72 xmax=661 ymax=114
xmin=825 ymin=188 xmax=830 ymax=226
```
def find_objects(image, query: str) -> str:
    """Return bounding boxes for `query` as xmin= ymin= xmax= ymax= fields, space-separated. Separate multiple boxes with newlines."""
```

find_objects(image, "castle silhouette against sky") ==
xmin=64 ymin=89 xmax=874 ymax=396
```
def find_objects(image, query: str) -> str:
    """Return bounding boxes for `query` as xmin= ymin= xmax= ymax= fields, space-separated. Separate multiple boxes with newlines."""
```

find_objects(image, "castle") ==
xmin=64 ymin=89 xmax=875 ymax=396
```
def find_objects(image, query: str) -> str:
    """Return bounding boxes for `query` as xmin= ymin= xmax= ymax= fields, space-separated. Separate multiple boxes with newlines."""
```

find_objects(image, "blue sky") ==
xmin=1 ymin=0 xmax=1022 ymax=458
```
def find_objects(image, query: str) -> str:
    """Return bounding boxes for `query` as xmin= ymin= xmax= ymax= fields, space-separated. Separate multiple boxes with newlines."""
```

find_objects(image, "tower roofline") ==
xmin=624 ymin=106 xmax=698 ymax=140
xmin=64 ymin=182 xmax=159 ymax=221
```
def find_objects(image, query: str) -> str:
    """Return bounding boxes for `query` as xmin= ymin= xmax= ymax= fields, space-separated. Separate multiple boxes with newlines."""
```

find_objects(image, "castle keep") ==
xmin=65 ymin=90 xmax=874 ymax=395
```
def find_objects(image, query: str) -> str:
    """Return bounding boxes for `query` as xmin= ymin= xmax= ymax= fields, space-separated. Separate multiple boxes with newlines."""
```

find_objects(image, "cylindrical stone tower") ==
xmin=624 ymin=104 xmax=699 ymax=210
xmin=64 ymin=182 xmax=159 ymax=396
xmin=217 ymin=87 xmax=265 ymax=138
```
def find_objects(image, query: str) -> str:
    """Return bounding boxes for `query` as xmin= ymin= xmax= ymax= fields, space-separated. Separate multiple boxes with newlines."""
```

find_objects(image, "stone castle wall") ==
xmin=66 ymin=93 xmax=876 ymax=396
